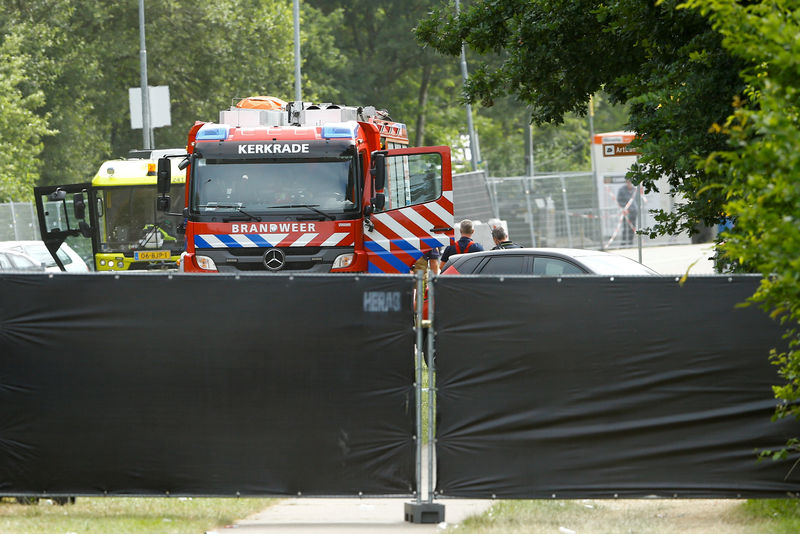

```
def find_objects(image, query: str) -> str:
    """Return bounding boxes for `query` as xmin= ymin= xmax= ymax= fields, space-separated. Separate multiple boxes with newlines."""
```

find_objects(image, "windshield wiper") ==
xmin=268 ymin=204 xmax=335 ymax=221
xmin=198 ymin=204 xmax=262 ymax=222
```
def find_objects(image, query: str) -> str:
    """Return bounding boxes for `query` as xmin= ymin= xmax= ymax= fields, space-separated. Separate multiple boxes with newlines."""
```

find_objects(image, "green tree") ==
xmin=0 ymin=1 xmax=110 ymax=186
xmin=0 ymin=30 xmax=53 ymax=201
xmin=683 ymin=0 xmax=800 ymax=455
xmin=416 ymin=0 xmax=747 ymax=234
xmin=307 ymin=0 xmax=466 ymax=150
xmin=474 ymin=92 xmax=628 ymax=177
xmin=0 ymin=0 xmax=340 ymax=187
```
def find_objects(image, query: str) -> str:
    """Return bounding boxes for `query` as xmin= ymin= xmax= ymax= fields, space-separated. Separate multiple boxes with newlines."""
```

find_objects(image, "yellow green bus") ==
xmin=35 ymin=149 xmax=187 ymax=271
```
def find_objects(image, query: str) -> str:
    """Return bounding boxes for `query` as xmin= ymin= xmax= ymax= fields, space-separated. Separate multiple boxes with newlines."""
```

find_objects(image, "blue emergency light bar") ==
xmin=321 ymin=122 xmax=358 ymax=139
xmin=196 ymin=124 xmax=230 ymax=141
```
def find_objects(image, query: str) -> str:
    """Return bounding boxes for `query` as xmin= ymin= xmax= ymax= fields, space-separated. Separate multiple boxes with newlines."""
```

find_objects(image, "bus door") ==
xmin=34 ymin=183 xmax=98 ymax=271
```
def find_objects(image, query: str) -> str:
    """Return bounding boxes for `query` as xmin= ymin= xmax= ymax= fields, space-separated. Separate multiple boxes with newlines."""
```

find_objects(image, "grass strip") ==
xmin=0 ymin=496 xmax=275 ymax=534
xmin=451 ymin=498 xmax=800 ymax=534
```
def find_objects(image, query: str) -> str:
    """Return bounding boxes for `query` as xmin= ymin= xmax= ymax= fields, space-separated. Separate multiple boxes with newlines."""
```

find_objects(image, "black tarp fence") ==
xmin=0 ymin=273 xmax=416 ymax=497
xmin=3 ymin=272 xmax=800 ymax=500
xmin=433 ymin=275 xmax=800 ymax=498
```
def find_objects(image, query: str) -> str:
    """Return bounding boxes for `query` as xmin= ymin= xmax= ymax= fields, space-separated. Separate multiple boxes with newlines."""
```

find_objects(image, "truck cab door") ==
xmin=34 ymin=183 xmax=97 ymax=271
xmin=365 ymin=146 xmax=454 ymax=273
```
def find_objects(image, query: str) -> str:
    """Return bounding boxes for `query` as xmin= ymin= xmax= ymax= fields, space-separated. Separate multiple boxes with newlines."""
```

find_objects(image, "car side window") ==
xmin=454 ymin=255 xmax=484 ymax=273
xmin=533 ymin=257 xmax=585 ymax=275
xmin=478 ymin=255 xmax=527 ymax=274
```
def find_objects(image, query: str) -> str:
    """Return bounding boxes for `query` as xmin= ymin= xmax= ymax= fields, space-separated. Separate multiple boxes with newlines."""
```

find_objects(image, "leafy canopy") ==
xmin=416 ymin=0 xmax=748 ymax=235
xmin=683 ymin=0 xmax=800 ymax=454
xmin=0 ymin=30 xmax=53 ymax=201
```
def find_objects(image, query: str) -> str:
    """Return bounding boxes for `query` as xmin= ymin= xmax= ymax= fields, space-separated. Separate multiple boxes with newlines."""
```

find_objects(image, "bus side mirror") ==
xmin=73 ymin=193 xmax=86 ymax=220
xmin=49 ymin=189 xmax=67 ymax=201
xmin=157 ymin=157 xmax=171 ymax=194
xmin=79 ymin=220 xmax=93 ymax=238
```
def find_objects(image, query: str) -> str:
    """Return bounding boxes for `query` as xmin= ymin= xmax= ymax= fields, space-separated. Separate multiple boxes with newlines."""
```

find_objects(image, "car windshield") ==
xmin=9 ymin=243 xmax=71 ymax=268
xmin=98 ymin=184 xmax=185 ymax=253
xmin=577 ymin=254 xmax=659 ymax=275
xmin=191 ymin=157 xmax=359 ymax=216
xmin=1 ymin=252 xmax=39 ymax=271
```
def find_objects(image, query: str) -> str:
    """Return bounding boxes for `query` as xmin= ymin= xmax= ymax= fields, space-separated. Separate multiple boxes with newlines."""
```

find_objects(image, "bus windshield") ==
xmin=191 ymin=156 xmax=359 ymax=217
xmin=98 ymin=184 xmax=184 ymax=253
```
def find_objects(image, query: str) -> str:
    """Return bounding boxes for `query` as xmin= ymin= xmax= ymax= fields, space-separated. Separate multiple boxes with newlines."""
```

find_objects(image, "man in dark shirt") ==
xmin=442 ymin=219 xmax=484 ymax=263
xmin=490 ymin=226 xmax=522 ymax=250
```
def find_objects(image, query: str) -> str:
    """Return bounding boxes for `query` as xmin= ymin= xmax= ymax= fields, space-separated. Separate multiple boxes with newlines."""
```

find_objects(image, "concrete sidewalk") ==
xmin=211 ymin=497 xmax=493 ymax=533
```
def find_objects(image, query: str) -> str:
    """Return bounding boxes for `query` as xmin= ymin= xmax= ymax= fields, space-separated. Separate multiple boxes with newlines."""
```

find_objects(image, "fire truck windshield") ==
xmin=192 ymin=157 xmax=359 ymax=218
xmin=98 ymin=184 xmax=184 ymax=253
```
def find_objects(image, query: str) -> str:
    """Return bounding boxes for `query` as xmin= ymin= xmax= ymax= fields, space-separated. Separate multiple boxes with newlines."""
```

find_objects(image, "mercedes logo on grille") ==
xmin=263 ymin=248 xmax=286 ymax=271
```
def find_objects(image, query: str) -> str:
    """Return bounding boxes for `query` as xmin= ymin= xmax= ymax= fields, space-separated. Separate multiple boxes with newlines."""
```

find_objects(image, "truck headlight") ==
xmin=195 ymin=255 xmax=217 ymax=271
xmin=331 ymin=253 xmax=354 ymax=270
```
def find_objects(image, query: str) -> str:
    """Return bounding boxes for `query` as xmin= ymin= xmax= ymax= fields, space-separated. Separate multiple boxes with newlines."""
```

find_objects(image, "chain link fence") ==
xmin=5 ymin=172 xmax=693 ymax=251
xmin=473 ymin=172 xmax=691 ymax=250
xmin=0 ymin=202 xmax=41 ymax=242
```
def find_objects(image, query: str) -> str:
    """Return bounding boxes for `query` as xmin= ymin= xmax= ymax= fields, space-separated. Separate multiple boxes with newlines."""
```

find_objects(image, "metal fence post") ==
xmin=405 ymin=272 xmax=444 ymax=523
xmin=426 ymin=277 xmax=436 ymax=504
xmin=523 ymin=177 xmax=537 ymax=247
xmin=559 ymin=175 xmax=573 ymax=248
xmin=414 ymin=270 xmax=424 ymax=504
xmin=10 ymin=202 xmax=19 ymax=240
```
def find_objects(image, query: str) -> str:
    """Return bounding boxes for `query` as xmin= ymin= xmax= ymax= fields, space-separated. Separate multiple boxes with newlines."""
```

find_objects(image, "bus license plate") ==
xmin=134 ymin=250 xmax=170 ymax=261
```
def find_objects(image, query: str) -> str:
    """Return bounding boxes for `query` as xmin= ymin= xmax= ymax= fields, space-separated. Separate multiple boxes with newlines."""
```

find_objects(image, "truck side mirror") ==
xmin=157 ymin=157 xmax=171 ymax=194
xmin=49 ymin=189 xmax=67 ymax=201
xmin=370 ymin=151 xmax=387 ymax=211
xmin=73 ymin=193 xmax=86 ymax=220
xmin=371 ymin=152 xmax=387 ymax=192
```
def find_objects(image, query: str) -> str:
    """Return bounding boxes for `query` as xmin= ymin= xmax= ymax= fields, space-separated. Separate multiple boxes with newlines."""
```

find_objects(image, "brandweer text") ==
xmin=231 ymin=223 xmax=317 ymax=233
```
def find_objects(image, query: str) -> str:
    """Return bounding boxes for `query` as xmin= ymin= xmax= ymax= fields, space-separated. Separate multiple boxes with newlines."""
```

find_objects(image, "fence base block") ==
xmin=404 ymin=501 xmax=445 ymax=523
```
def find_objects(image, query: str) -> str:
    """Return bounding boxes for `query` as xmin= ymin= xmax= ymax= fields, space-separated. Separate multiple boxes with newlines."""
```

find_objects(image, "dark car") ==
xmin=441 ymin=248 xmax=659 ymax=276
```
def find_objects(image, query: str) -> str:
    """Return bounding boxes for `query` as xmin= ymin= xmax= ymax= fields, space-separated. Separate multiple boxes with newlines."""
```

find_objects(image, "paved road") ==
xmin=212 ymin=446 xmax=491 ymax=533
xmin=217 ymin=498 xmax=492 ymax=533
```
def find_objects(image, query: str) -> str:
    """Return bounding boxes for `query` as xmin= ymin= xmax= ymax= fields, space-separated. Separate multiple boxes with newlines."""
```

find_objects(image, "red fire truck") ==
xmin=156 ymin=97 xmax=454 ymax=273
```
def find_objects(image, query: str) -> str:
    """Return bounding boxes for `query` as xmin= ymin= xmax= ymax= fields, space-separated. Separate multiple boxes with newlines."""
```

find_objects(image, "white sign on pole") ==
xmin=129 ymin=85 xmax=171 ymax=129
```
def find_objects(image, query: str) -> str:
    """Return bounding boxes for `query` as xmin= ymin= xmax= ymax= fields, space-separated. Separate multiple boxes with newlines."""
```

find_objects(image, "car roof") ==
xmin=443 ymin=247 xmax=659 ymax=275
xmin=447 ymin=247 xmax=616 ymax=261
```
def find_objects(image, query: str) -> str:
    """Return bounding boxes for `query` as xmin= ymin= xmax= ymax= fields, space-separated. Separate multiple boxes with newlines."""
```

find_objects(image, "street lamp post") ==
xmin=138 ymin=0 xmax=152 ymax=149
xmin=293 ymin=0 xmax=302 ymax=102
xmin=455 ymin=0 xmax=480 ymax=171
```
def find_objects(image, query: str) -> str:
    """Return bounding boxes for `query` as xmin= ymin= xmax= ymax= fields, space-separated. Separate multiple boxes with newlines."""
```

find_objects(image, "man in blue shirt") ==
xmin=442 ymin=219 xmax=484 ymax=263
